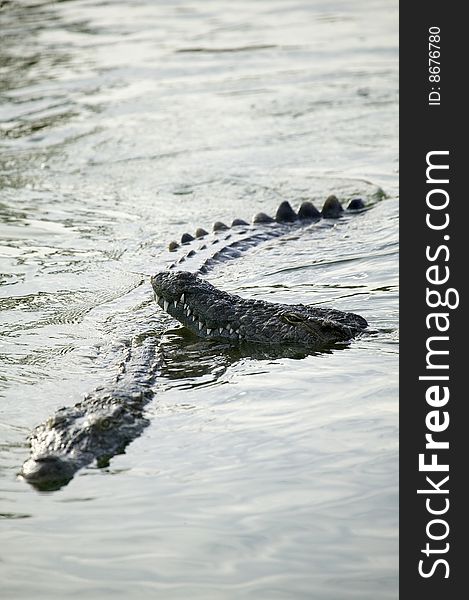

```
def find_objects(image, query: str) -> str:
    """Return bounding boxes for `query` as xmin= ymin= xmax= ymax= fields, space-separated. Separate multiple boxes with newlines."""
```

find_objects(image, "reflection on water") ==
xmin=0 ymin=0 xmax=398 ymax=598
xmin=158 ymin=326 xmax=352 ymax=386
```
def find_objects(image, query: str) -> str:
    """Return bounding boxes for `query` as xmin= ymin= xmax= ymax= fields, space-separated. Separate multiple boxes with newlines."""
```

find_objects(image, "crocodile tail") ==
xmin=166 ymin=195 xmax=365 ymax=272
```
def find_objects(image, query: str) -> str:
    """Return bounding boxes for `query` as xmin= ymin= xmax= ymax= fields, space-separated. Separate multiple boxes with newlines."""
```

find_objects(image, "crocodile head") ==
xmin=20 ymin=392 xmax=149 ymax=490
xmin=151 ymin=271 xmax=367 ymax=348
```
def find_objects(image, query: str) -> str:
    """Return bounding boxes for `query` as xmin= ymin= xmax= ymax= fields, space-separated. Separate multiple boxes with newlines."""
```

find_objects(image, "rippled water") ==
xmin=0 ymin=1 xmax=398 ymax=598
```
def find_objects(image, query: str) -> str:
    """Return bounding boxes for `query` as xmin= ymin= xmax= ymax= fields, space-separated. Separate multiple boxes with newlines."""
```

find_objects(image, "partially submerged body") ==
xmin=151 ymin=271 xmax=367 ymax=348
xmin=20 ymin=195 xmax=368 ymax=490
xmin=152 ymin=195 xmax=368 ymax=349
xmin=21 ymin=338 xmax=160 ymax=490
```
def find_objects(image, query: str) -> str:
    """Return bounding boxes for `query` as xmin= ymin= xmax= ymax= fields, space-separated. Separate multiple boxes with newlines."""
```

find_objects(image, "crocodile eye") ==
xmin=282 ymin=312 xmax=305 ymax=325
xmin=99 ymin=418 xmax=112 ymax=431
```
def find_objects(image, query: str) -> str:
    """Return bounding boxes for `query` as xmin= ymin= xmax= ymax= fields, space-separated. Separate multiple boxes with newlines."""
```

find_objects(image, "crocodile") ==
xmin=151 ymin=194 xmax=367 ymax=348
xmin=151 ymin=271 xmax=367 ymax=347
xmin=20 ymin=336 xmax=162 ymax=490
xmin=20 ymin=194 xmax=368 ymax=490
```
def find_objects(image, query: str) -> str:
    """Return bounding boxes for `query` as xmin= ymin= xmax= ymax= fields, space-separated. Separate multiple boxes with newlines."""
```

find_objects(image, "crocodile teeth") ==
xmin=235 ymin=329 xmax=240 ymax=334
xmin=173 ymin=300 xmax=178 ymax=308
xmin=155 ymin=294 xmax=159 ymax=303
xmin=163 ymin=300 xmax=169 ymax=311
xmin=229 ymin=328 xmax=234 ymax=334
xmin=180 ymin=294 xmax=185 ymax=303
xmin=186 ymin=308 xmax=191 ymax=317
xmin=198 ymin=321 xmax=203 ymax=330
xmin=206 ymin=328 xmax=212 ymax=335
xmin=219 ymin=327 xmax=224 ymax=334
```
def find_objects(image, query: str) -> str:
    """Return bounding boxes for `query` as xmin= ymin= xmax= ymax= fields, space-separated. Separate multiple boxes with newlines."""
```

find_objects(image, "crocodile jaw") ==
xmin=151 ymin=271 xmax=367 ymax=347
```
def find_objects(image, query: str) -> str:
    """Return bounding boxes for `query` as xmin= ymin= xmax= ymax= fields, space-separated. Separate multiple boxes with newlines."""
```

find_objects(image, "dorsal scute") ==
xmin=298 ymin=201 xmax=321 ymax=220
xmin=166 ymin=195 xmax=367 ymax=263
xmin=181 ymin=232 xmax=195 ymax=244
xmin=253 ymin=212 xmax=275 ymax=224
xmin=213 ymin=221 xmax=229 ymax=231
xmin=232 ymin=218 xmax=249 ymax=227
xmin=321 ymin=195 xmax=344 ymax=218
xmin=347 ymin=198 xmax=365 ymax=211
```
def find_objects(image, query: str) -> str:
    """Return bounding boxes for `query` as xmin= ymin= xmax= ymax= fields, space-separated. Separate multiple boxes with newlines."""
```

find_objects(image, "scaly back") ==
xmin=166 ymin=195 xmax=365 ymax=276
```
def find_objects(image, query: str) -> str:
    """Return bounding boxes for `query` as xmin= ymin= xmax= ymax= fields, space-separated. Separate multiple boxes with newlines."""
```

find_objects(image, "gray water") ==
xmin=0 ymin=1 xmax=398 ymax=598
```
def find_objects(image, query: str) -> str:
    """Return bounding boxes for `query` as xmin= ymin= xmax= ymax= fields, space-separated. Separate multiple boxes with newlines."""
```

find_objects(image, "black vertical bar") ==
xmin=400 ymin=2 xmax=466 ymax=597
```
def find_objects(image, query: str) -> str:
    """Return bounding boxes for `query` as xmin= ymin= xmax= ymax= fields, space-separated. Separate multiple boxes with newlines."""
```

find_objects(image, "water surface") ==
xmin=0 ymin=1 xmax=398 ymax=598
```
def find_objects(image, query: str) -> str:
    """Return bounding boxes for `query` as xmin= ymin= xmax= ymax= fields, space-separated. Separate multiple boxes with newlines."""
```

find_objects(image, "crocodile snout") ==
xmin=20 ymin=455 xmax=76 ymax=491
